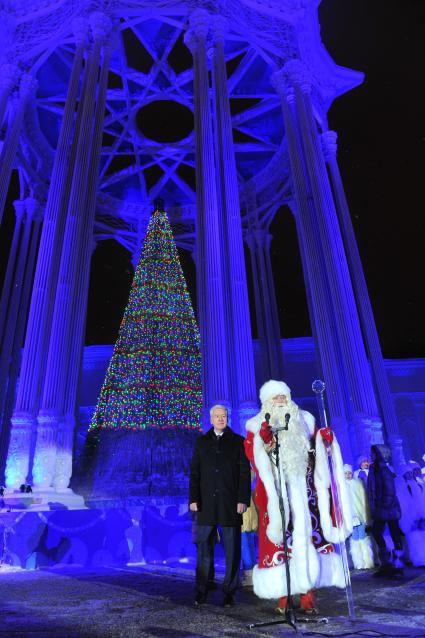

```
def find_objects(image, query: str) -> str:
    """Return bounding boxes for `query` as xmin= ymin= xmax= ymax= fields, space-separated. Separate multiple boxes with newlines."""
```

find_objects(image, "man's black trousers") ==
xmin=196 ymin=525 xmax=241 ymax=595
xmin=372 ymin=520 xmax=403 ymax=550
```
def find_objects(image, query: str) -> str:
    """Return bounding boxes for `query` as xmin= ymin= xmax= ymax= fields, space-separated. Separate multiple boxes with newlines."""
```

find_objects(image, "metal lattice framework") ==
xmin=4 ymin=0 xmax=362 ymax=253
xmin=3 ymin=0 xmax=405 ymax=499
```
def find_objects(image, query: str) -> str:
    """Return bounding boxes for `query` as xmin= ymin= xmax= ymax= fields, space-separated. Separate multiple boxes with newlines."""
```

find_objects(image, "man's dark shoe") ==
xmin=223 ymin=594 xmax=234 ymax=607
xmin=194 ymin=592 xmax=207 ymax=606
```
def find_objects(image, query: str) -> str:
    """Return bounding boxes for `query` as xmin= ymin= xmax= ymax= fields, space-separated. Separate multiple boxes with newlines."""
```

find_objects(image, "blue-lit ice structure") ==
xmin=0 ymin=0 xmax=423 ymax=569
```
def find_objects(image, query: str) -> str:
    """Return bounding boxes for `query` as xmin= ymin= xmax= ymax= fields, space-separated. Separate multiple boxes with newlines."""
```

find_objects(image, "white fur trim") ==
xmin=347 ymin=477 xmax=370 ymax=525
xmin=259 ymin=380 xmax=291 ymax=405
xmin=253 ymin=540 xmax=319 ymax=598
xmin=253 ymin=564 xmax=288 ymax=599
xmin=287 ymin=477 xmax=320 ymax=592
xmin=300 ymin=410 xmax=315 ymax=438
xmin=349 ymin=536 xmax=374 ymax=570
xmin=359 ymin=536 xmax=374 ymax=569
xmin=314 ymin=431 xmax=353 ymax=543
xmin=316 ymin=550 xmax=345 ymax=588
xmin=251 ymin=426 xmax=283 ymax=544
xmin=251 ymin=447 xmax=321 ymax=596
xmin=246 ymin=413 xmax=262 ymax=435
xmin=349 ymin=538 xmax=363 ymax=570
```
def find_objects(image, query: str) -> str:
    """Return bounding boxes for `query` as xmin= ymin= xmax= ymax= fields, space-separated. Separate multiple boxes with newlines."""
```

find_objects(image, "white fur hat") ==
xmin=259 ymin=380 xmax=291 ymax=405
xmin=343 ymin=464 xmax=353 ymax=474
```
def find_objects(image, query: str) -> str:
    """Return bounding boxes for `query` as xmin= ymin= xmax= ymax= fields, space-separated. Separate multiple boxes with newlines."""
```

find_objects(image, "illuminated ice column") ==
xmin=185 ymin=11 xmax=230 ymax=426
xmin=33 ymin=18 xmax=108 ymax=490
xmin=257 ymin=229 xmax=285 ymax=380
xmin=54 ymin=31 xmax=113 ymax=492
xmin=246 ymin=226 xmax=284 ymax=384
xmin=272 ymin=71 xmax=352 ymax=456
xmin=0 ymin=199 xmax=25 ymax=346
xmin=6 ymin=20 xmax=87 ymax=490
xmin=322 ymin=130 xmax=404 ymax=466
xmin=281 ymin=60 xmax=382 ymax=455
xmin=0 ymin=74 xmax=36 ymax=227
xmin=0 ymin=63 xmax=18 ymax=129
xmin=245 ymin=231 xmax=267 ymax=384
xmin=211 ymin=15 xmax=257 ymax=429
xmin=0 ymin=199 xmax=38 ymax=473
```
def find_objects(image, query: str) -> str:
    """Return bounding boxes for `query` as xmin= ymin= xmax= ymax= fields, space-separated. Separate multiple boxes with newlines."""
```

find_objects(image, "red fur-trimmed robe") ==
xmin=245 ymin=410 xmax=352 ymax=599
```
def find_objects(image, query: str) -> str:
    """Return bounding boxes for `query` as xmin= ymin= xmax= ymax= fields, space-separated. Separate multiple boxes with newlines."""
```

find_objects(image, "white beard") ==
xmin=263 ymin=400 xmax=310 ymax=480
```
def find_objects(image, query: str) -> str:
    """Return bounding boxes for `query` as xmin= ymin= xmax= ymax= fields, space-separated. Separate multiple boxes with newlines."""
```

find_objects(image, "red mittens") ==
xmin=319 ymin=427 xmax=334 ymax=445
xmin=260 ymin=421 xmax=273 ymax=445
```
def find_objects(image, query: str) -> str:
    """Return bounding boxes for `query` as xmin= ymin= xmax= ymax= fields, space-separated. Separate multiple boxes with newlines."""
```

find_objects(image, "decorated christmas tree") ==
xmin=80 ymin=201 xmax=202 ymax=498
xmin=90 ymin=202 xmax=202 ymax=433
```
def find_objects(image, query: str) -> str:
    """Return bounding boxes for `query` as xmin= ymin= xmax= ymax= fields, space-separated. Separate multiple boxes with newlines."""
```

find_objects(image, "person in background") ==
xmin=396 ymin=461 xmax=425 ymax=566
xmin=344 ymin=464 xmax=374 ymax=570
xmin=353 ymin=454 xmax=370 ymax=488
xmin=410 ymin=461 xmax=425 ymax=528
xmin=367 ymin=445 xmax=404 ymax=578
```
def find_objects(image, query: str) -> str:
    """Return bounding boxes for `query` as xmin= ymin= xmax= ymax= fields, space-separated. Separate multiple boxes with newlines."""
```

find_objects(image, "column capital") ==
xmin=272 ymin=59 xmax=313 ymax=99
xmin=283 ymin=59 xmax=313 ymax=94
xmin=24 ymin=196 xmax=40 ymax=221
xmin=183 ymin=28 xmax=197 ymax=54
xmin=71 ymin=17 xmax=89 ymax=47
xmin=13 ymin=199 xmax=25 ymax=221
xmin=321 ymin=130 xmax=338 ymax=161
xmin=104 ymin=30 xmax=120 ymax=54
xmin=89 ymin=11 xmax=113 ymax=43
xmin=189 ymin=8 xmax=210 ymax=40
xmin=212 ymin=15 xmax=228 ymax=43
xmin=253 ymin=228 xmax=273 ymax=249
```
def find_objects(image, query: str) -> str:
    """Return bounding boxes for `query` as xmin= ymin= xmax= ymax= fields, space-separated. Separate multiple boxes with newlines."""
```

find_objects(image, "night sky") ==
xmin=1 ymin=0 xmax=424 ymax=360
xmin=271 ymin=0 xmax=425 ymax=359
xmin=318 ymin=0 xmax=425 ymax=358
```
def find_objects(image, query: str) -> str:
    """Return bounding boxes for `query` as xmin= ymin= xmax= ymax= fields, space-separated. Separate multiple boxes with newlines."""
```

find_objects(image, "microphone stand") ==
xmin=248 ymin=413 xmax=327 ymax=632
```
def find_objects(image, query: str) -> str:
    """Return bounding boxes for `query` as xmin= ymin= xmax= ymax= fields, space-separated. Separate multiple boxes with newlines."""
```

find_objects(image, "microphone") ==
xmin=271 ymin=413 xmax=291 ymax=433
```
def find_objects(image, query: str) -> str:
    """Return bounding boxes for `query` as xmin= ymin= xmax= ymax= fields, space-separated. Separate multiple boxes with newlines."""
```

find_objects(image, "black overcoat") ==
xmin=367 ymin=444 xmax=401 ymax=521
xmin=189 ymin=426 xmax=251 ymax=526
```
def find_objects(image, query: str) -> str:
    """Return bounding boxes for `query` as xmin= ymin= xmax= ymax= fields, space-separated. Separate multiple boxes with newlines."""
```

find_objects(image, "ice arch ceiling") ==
xmin=14 ymin=1 xmax=362 ymax=253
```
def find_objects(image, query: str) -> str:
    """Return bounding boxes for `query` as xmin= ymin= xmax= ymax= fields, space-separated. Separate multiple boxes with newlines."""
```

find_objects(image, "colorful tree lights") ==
xmin=90 ymin=204 xmax=202 ymax=433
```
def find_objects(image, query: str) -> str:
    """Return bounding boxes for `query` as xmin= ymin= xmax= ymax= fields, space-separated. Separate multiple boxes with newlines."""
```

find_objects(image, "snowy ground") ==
xmin=0 ymin=563 xmax=424 ymax=637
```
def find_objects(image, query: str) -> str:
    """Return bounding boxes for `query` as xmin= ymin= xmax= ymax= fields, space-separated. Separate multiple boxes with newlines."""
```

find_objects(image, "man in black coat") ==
xmin=189 ymin=404 xmax=251 ymax=606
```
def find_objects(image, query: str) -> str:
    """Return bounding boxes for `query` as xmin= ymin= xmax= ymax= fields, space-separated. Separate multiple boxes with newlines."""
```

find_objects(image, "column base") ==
xmin=2 ymin=487 xmax=86 ymax=511
xmin=351 ymin=414 xmax=384 ymax=460
xmin=5 ymin=412 xmax=36 ymax=489
xmin=387 ymin=434 xmax=406 ymax=471
xmin=235 ymin=404 xmax=258 ymax=435
xmin=32 ymin=412 xmax=60 ymax=489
